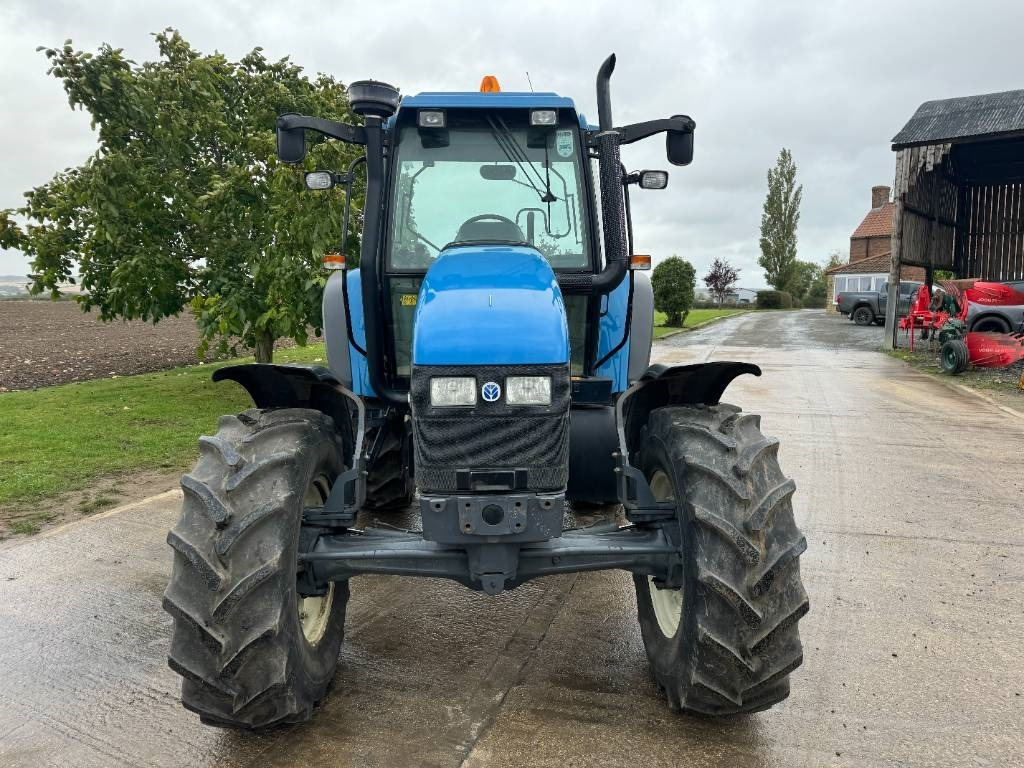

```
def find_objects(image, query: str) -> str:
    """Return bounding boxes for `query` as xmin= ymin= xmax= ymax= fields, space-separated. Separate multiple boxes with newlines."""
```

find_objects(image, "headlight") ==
xmin=505 ymin=376 xmax=551 ymax=406
xmin=418 ymin=109 xmax=446 ymax=128
xmin=430 ymin=377 xmax=476 ymax=406
xmin=529 ymin=109 xmax=558 ymax=126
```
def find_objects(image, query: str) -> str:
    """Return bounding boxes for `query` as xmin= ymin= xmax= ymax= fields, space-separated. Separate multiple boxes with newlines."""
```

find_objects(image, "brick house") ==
xmin=825 ymin=185 xmax=923 ymax=312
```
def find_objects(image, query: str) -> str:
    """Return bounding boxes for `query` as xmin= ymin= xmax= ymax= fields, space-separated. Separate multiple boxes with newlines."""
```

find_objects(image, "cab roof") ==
xmin=398 ymin=92 xmax=577 ymax=111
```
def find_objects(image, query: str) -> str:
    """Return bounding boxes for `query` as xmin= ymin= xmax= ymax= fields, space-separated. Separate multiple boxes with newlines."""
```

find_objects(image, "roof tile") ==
xmin=850 ymin=201 xmax=894 ymax=239
xmin=826 ymin=251 xmax=892 ymax=275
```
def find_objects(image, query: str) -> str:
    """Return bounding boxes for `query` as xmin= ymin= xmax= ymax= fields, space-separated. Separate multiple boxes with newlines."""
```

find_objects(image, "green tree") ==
xmin=4 ymin=31 xmax=361 ymax=362
xmin=825 ymin=248 xmax=844 ymax=271
xmin=759 ymin=148 xmax=802 ymax=291
xmin=788 ymin=260 xmax=822 ymax=304
xmin=652 ymin=256 xmax=696 ymax=326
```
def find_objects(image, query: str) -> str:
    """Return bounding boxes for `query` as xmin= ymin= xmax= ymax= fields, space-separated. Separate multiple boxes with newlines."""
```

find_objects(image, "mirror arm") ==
xmin=276 ymin=114 xmax=367 ymax=145
xmin=601 ymin=116 xmax=695 ymax=146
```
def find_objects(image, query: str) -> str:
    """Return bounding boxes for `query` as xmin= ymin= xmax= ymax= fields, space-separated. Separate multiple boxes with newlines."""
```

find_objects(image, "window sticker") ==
xmin=555 ymin=130 xmax=574 ymax=158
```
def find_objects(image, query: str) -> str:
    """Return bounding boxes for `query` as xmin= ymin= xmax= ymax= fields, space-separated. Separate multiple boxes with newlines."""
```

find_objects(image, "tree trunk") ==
xmin=254 ymin=331 xmax=274 ymax=364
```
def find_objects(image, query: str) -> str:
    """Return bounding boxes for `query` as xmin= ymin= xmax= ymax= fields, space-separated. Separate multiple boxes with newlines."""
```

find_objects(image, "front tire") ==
xmin=633 ymin=405 xmax=808 ymax=715
xmin=163 ymin=408 xmax=349 ymax=728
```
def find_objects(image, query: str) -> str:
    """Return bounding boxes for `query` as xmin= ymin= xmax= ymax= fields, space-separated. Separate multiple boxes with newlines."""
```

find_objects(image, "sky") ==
xmin=1 ymin=0 xmax=1023 ymax=290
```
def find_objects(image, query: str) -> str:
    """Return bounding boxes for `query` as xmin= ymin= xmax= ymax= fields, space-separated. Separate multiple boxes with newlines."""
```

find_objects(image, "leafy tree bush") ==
xmin=652 ymin=256 xmax=696 ymax=326
xmin=788 ymin=260 xmax=826 ymax=306
xmin=756 ymin=290 xmax=793 ymax=309
xmin=3 ymin=31 xmax=361 ymax=362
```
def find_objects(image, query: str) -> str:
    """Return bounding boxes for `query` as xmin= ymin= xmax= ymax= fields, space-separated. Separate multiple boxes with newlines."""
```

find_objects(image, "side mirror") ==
xmin=277 ymin=113 xmax=307 ymax=164
xmin=666 ymin=118 xmax=694 ymax=166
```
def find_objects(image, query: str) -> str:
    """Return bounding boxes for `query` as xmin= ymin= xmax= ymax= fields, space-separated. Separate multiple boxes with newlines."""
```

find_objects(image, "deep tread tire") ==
xmin=633 ymin=405 xmax=808 ymax=715
xmin=852 ymin=306 xmax=874 ymax=326
xmin=364 ymin=416 xmax=414 ymax=511
xmin=939 ymin=339 xmax=970 ymax=375
xmin=164 ymin=408 xmax=349 ymax=729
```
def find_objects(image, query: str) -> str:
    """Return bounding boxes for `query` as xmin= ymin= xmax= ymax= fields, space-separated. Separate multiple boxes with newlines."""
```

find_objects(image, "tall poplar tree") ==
xmin=758 ymin=148 xmax=802 ymax=292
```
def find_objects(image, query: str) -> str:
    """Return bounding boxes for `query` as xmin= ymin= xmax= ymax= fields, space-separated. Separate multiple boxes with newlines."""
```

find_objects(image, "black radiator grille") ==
xmin=410 ymin=364 xmax=570 ymax=493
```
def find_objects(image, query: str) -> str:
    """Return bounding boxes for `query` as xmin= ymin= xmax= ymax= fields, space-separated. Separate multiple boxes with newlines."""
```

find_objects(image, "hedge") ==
xmin=756 ymin=290 xmax=793 ymax=309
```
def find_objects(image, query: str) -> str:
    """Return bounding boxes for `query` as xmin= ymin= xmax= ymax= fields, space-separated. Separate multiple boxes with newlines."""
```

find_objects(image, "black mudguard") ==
xmin=212 ymin=364 xmax=355 ymax=458
xmin=567 ymin=405 xmax=620 ymax=504
xmin=620 ymin=361 xmax=760 ymax=458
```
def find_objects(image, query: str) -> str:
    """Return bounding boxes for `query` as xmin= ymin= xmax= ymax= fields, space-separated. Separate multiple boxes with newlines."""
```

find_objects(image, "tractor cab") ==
xmin=383 ymin=90 xmax=596 ymax=381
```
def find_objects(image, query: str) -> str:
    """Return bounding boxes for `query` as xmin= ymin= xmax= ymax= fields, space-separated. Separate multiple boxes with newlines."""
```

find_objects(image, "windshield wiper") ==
xmin=486 ymin=116 xmax=556 ymax=203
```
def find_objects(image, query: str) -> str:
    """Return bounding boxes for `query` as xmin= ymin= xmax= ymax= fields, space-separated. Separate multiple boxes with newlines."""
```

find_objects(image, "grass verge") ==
xmin=0 ymin=343 xmax=326 ymax=534
xmin=885 ymin=346 xmax=1024 ymax=395
xmin=653 ymin=308 xmax=748 ymax=338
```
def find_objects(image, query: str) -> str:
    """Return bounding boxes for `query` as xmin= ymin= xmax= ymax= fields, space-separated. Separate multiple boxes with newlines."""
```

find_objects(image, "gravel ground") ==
xmin=0 ymin=299 xmax=297 ymax=391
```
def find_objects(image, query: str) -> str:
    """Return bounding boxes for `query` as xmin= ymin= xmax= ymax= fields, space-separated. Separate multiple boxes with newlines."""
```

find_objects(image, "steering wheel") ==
xmin=461 ymin=214 xmax=519 ymax=228
xmin=454 ymin=214 xmax=527 ymax=245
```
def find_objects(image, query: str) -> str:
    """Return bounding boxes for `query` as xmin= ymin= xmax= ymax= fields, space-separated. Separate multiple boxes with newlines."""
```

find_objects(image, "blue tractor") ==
xmin=164 ymin=56 xmax=808 ymax=728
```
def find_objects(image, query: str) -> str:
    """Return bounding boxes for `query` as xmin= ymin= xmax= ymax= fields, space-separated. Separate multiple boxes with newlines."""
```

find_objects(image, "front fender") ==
xmin=212 ymin=363 xmax=354 ymax=458
xmin=619 ymin=361 xmax=761 ymax=458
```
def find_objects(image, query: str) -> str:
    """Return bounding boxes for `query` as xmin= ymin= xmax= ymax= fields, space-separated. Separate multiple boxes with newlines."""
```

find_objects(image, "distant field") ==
xmin=0 ymin=299 xmax=298 ymax=391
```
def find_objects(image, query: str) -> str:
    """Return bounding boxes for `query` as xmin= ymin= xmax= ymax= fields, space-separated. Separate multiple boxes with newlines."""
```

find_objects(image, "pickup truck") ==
xmin=836 ymin=281 xmax=921 ymax=326
xmin=965 ymin=280 xmax=1024 ymax=332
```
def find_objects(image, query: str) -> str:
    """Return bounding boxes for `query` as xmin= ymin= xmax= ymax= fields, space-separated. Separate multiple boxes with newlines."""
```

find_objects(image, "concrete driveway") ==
xmin=1 ymin=310 xmax=1021 ymax=767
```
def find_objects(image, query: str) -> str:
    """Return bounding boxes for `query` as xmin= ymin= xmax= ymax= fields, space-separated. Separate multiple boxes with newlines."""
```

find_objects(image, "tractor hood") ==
xmin=412 ymin=246 xmax=569 ymax=366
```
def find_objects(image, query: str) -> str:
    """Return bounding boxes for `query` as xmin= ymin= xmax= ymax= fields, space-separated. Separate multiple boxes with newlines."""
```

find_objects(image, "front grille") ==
xmin=410 ymin=364 xmax=570 ymax=493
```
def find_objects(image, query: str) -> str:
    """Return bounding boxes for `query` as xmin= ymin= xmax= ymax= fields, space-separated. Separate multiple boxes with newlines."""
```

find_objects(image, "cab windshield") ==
xmin=388 ymin=110 xmax=590 ymax=270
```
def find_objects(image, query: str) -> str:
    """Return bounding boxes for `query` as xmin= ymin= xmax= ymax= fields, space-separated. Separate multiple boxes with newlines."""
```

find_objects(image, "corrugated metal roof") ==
xmin=892 ymin=89 xmax=1024 ymax=148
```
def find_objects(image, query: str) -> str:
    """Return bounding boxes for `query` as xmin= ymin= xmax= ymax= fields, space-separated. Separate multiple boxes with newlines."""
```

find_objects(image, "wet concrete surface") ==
xmin=2 ymin=309 xmax=1022 ymax=767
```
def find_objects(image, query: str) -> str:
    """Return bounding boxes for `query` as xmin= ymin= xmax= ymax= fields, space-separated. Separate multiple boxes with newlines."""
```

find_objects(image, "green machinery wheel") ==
xmin=939 ymin=339 xmax=970 ymax=374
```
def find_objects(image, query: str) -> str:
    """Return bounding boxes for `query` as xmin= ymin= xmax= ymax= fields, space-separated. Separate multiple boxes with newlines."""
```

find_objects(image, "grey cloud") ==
xmin=2 ymin=0 xmax=1023 ymax=284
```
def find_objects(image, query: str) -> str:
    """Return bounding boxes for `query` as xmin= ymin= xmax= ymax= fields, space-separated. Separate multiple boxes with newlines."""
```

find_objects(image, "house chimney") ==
xmin=872 ymin=185 xmax=891 ymax=209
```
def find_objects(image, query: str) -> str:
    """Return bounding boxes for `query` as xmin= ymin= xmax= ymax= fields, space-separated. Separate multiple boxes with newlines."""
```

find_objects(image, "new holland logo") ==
xmin=481 ymin=381 xmax=501 ymax=402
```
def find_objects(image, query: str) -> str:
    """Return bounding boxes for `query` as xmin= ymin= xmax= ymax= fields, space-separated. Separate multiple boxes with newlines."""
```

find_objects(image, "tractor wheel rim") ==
xmin=647 ymin=469 xmax=683 ymax=639
xmin=299 ymin=475 xmax=335 ymax=646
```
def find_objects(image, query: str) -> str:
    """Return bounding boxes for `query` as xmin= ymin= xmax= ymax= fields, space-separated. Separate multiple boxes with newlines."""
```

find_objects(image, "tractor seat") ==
xmin=454 ymin=216 xmax=526 ymax=244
